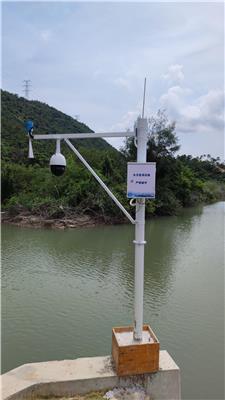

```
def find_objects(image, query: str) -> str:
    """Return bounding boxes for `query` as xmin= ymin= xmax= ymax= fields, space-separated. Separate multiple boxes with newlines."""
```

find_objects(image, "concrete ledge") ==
xmin=1 ymin=351 xmax=181 ymax=400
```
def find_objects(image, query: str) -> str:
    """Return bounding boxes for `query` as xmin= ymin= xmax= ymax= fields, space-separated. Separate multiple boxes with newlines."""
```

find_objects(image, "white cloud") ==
xmin=93 ymin=69 xmax=104 ymax=78
xmin=160 ymin=85 xmax=192 ymax=116
xmin=181 ymin=89 xmax=224 ymax=133
xmin=160 ymin=81 xmax=224 ymax=136
xmin=40 ymin=29 xmax=52 ymax=42
xmin=163 ymin=64 xmax=184 ymax=85
xmin=197 ymin=90 xmax=224 ymax=119
xmin=111 ymin=109 xmax=140 ymax=132
xmin=160 ymin=63 xmax=224 ymax=138
xmin=106 ymin=108 xmax=140 ymax=150
xmin=114 ymin=77 xmax=131 ymax=91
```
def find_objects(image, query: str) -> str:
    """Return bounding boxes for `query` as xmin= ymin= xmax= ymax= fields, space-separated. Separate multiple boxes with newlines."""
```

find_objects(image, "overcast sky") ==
xmin=2 ymin=1 xmax=224 ymax=159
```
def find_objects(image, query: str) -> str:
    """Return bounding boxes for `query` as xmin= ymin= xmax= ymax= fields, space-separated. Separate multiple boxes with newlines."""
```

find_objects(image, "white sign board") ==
xmin=127 ymin=162 xmax=156 ymax=199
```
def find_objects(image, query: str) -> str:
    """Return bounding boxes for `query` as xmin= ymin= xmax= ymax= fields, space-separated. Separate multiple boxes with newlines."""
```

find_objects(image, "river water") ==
xmin=2 ymin=202 xmax=224 ymax=399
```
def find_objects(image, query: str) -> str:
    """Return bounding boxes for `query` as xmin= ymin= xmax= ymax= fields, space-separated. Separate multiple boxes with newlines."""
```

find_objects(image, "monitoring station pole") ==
xmin=28 ymin=82 xmax=154 ymax=342
xmin=133 ymin=117 xmax=148 ymax=340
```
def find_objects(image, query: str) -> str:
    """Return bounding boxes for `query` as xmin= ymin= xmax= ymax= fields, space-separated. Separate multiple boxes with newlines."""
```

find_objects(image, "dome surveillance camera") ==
xmin=50 ymin=152 xmax=66 ymax=176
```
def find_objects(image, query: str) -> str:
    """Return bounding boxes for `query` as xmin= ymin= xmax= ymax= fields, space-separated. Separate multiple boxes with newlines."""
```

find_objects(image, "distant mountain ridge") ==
xmin=1 ymin=90 xmax=115 ymax=164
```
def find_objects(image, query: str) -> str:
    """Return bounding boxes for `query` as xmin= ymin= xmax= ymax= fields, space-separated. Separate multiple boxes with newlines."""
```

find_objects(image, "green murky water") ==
xmin=2 ymin=202 xmax=224 ymax=399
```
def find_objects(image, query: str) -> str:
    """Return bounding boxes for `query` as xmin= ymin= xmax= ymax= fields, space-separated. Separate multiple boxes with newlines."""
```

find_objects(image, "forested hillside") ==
xmin=1 ymin=90 xmax=225 ymax=226
xmin=1 ymin=90 xmax=115 ymax=163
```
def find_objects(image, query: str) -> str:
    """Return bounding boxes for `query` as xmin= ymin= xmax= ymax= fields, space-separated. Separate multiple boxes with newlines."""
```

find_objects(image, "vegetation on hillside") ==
xmin=1 ymin=90 xmax=225 ymax=223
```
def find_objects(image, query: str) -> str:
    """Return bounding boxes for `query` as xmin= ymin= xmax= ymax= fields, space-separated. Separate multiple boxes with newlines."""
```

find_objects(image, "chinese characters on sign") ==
xmin=127 ymin=162 xmax=156 ymax=199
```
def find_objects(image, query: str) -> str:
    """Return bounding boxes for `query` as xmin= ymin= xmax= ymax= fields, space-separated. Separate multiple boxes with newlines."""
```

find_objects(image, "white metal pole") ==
xmin=33 ymin=131 xmax=135 ymax=140
xmin=133 ymin=117 xmax=148 ymax=340
xmin=28 ymin=138 xmax=34 ymax=158
xmin=56 ymin=139 xmax=61 ymax=153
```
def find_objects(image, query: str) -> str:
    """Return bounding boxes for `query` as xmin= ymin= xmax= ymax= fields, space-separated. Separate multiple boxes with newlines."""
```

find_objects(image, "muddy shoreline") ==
xmin=1 ymin=212 xmax=126 ymax=230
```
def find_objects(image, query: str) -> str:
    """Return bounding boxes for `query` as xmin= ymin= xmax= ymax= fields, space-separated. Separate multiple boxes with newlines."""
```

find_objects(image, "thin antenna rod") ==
xmin=142 ymin=77 xmax=147 ymax=118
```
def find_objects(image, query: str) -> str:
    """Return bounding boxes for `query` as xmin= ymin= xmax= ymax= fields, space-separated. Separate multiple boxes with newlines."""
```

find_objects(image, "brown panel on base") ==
xmin=112 ymin=325 xmax=160 ymax=376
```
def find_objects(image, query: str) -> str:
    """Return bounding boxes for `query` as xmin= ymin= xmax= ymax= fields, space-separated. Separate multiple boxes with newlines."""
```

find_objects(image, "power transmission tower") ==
xmin=23 ymin=80 xmax=31 ymax=99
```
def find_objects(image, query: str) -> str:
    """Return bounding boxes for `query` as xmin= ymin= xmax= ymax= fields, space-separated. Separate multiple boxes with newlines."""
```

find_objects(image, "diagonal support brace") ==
xmin=65 ymin=139 xmax=136 ymax=225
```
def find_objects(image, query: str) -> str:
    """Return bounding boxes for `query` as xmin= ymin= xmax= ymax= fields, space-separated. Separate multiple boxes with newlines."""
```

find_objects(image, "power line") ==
xmin=23 ymin=80 xmax=31 ymax=99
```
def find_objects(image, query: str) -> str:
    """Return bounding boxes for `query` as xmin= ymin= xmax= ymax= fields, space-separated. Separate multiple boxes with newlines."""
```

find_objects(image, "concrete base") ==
xmin=2 ymin=351 xmax=181 ymax=400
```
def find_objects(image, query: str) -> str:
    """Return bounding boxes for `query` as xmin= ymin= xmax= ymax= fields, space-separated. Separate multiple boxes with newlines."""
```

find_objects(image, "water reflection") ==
xmin=2 ymin=204 xmax=205 ymax=325
xmin=2 ymin=203 xmax=224 ymax=400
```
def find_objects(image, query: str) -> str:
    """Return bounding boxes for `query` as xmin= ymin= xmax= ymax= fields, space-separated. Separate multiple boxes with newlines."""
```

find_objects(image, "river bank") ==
xmin=1 ymin=199 xmax=221 ymax=229
xmin=1 ymin=211 xmax=125 ymax=229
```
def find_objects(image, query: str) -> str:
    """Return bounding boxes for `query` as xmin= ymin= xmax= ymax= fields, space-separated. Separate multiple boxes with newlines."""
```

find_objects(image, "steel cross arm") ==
xmin=33 ymin=131 xmax=135 ymax=140
xmin=65 ymin=139 xmax=136 ymax=225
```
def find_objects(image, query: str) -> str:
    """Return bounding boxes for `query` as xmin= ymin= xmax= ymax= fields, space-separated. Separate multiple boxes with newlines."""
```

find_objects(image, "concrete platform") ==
xmin=1 ymin=351 xmax=181 ymax=400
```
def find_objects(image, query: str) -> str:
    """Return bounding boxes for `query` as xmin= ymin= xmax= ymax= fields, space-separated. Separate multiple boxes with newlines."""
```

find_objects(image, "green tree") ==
xmin=122 ymin=110 xmax=180 ymax=162
xmin=147 ymin=110 xmax=180 ymax=160
xmin=102 ymin=154 xmax=113 ymax=177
